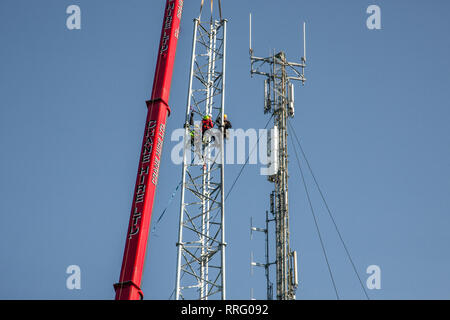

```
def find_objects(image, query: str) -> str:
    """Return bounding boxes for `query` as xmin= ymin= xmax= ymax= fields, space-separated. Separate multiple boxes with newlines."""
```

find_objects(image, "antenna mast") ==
xmin=249 ymin=14 xmax=307 ymax=300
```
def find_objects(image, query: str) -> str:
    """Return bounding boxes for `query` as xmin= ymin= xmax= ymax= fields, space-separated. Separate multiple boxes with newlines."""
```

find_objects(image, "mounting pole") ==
xmin=249 ymin=13 xmax=253 ymax=55
xmin=251 ymin=211 xmax=275 ymax=300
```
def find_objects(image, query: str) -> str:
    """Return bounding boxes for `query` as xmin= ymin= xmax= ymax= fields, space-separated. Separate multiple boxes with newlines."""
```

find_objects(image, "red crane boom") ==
xmin=114 ymin=0 xmax=184 ymax=300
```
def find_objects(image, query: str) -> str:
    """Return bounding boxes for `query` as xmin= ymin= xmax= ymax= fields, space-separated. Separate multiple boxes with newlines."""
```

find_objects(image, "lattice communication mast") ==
xmin=175 ymin=1 xmax=227 ymax=300
xmin=249 ymin=14 xmax=307 ymax=300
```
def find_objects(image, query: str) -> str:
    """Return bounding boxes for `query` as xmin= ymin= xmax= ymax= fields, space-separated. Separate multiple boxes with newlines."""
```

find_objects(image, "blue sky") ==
xmin=1 ymin=0 xmax=450 ymax=300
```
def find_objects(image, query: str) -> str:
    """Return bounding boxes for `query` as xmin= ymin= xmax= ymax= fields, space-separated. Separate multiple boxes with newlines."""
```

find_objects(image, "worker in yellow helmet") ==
xmin=223 ymin=114 xmax=232 ymax=140
xmin=213 ymin=114 xmax=232 ymax=140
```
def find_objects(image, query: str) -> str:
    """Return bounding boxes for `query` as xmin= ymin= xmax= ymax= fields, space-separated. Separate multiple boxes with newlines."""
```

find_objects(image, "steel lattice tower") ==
xmin=250 ymin=16 xmax=307 ymax=300
xmin=175 ymin=7 xmax=227 ymax=300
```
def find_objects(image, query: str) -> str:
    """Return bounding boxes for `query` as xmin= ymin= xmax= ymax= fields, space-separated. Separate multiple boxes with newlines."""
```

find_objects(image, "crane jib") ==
xmin=114 ymin=0 xmax=184 ymax=300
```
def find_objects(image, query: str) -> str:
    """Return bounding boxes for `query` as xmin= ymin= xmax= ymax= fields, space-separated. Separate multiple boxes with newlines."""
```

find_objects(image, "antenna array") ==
xmin=249 ymin=13 xmax=307 ymax=300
